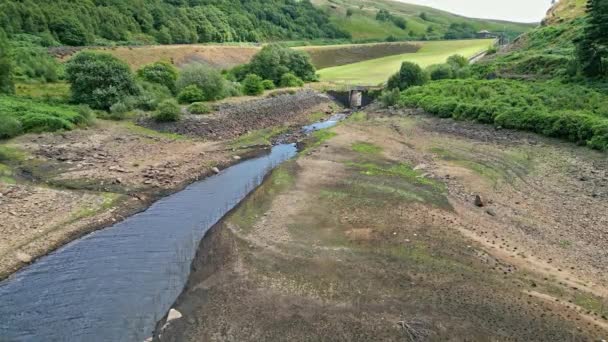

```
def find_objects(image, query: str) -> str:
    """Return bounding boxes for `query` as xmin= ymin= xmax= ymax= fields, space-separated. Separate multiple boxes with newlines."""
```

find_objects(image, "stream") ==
xmin=0 ymin=115 xmax=345 ymax=341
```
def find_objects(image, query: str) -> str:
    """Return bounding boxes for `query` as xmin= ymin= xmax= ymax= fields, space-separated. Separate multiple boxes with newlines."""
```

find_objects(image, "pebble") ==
xmin=167 ymin=308 xmax=183 ymax=322
xmin=15 ymin=251 xmax=32 ymax=263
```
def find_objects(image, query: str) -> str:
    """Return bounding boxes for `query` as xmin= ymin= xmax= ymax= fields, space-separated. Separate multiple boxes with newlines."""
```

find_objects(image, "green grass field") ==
xmin=318 ymin=39 xmax=493 ymax=85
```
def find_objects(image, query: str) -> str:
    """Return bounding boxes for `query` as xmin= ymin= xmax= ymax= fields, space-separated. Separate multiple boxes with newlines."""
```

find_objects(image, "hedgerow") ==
xmin=399 ymin=79 xmax=608 ymax=150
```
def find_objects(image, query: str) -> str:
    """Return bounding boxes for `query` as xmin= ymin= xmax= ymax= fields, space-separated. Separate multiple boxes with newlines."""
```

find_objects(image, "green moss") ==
xmin=307 ymin=111 xmax=327 ymax=123
xmin=352 ymin=141 xmax=382 ymax=154
xmin=573 ymin=292 xmax=608 ymax=317
xmin=69 ymin=192 xmax=123 ymax=222
xmin=121 ymin=122 xmax=185 ymax=141
xmin=229 ymin=162 xmax=297 ymax=233
xmin=346 ymin=161 xmax=442 ymax=189
xmin=0 ymin=163 xmax=16 ymax=184
xmin=347 ymin=111 xmax=367 ymax=122
xmin=230 ymin=126 xmax=289 ymax=149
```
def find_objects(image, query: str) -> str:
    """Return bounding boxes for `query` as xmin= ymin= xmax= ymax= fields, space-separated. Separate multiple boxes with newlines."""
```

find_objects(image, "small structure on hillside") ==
xmin=477 ymin=30 xmax=495 ymax=39
xmin=349 ymin=88 xmax=363 ymax=109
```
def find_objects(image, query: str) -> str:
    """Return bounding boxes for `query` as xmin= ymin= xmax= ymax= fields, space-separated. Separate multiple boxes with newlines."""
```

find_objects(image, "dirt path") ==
xmin=156 ymin=110 xmax=608 ymax=341
xmin=0 ymin=91 xmax=336 ymax=280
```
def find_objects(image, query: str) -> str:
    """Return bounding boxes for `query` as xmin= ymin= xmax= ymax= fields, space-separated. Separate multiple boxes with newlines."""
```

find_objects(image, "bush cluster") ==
xmin=66 ymin=51 xmax=139 ymax=110
xmin=242 ymin=74 xmax=265 ymax=96
xmin=188 ymin=102 xmax=212 ymax=115
xmin=177 ymin=63 xmax=226 ymax=102
xmin=233 ymin=44 xmax=316 ymax=85
xmin=399 ymin=79 xmax=608 ymax=150
xmin=387 ymin=61 xmax=428 ymax=91
xmin=0 ymin=95 xmax=93 ymax=139
xmin=154 ymin=100 xmax=181 ymax=122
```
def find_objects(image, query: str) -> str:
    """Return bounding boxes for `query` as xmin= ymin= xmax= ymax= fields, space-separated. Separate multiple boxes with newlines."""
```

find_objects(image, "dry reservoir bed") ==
xmin=156 ymin=110 xmax=608 ymax=341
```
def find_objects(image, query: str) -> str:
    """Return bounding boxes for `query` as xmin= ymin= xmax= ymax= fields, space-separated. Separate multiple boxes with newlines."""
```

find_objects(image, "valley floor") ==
xmin=0 ymin=90 xmax=335 ymax=280
xmin=155 ymin=108 xmax=608 ymax=341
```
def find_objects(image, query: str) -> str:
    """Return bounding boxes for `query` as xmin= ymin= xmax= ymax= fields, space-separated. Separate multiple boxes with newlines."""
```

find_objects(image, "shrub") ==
xmin=236 ymin=44 xmax=316 ymax=84
xmin=177 ymin=85 xmax=205 ymax=104
xmin=387 ymin=62 xmax=428 ymax=91
xmin=398 ymin=79 xmax=608 ymax=151
xmin=379 ymin=88 xmax=401 ymax=107
xmin=154 ymin=100 xmax=181 ymax=122
xmin=66 ymin=51 xmax=139 ymax=110
xmin=261 ymin=79 xmax=276 ymax=90
xmin=427 ymin=64 xmax=454 ymax=80
xmin=0 ymin=115 xmax=22 ymax=139
xmin=280 ymin=73 xmax=305 ymax=88
xmin=137 ymin=62 xmax=178 ymax=94
xmin=188 ymin=102 xmax=212 ymax=115
xmin=177 ymin=63 xmax=226 ymax=101
xmin=447 ymin=54 xmax=469 ymax=69
xmin=109 ymin=102 xmax=129 ymax=120
xmin=242 ymin=74 xmax=265 ymax=95
xmin=20 ymin=114 xmax=73 ymax=132
xmin=0 ymin=30 xmax=14 ymax=94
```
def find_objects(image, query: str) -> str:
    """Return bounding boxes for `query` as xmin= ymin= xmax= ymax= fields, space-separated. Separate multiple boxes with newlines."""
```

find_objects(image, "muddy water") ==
xmin=0 ymin=144 xmax=300 ymax=341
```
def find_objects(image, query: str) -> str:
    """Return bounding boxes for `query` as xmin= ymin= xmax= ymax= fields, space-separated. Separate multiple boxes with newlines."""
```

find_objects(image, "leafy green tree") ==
xmin=137 ymin=62 xmax=178 ymax=94
xmin=376 ymin=9 xmax=392 ymax=21
xmin=346 ymin=9 xmax=354 ymax=17
xmin=577 ymin=0 xmax=608 ymax=77
xmin=49 ymin=16 xmax=90 ymax=46
xmin=241 ymin=44 xmax=316 ymax=84
xmin=177 ymin=63 xmax=226 ymax=101
xmin=0 ymin=29 xmax=14 ymax=94
xmin=242 ymin=74 xmax=264 ymax=95
xmin=387 ymin=62 xmax=428 ymax=90
xmin=66 ymin=52 xmax=139 ymax=110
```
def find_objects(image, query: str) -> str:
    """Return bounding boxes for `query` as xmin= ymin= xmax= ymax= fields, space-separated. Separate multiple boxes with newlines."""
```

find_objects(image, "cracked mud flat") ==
xmin=156 ymin=110 xmax=608 ymax=341
xmin=0 ymin=91 xmax=336 ymax=280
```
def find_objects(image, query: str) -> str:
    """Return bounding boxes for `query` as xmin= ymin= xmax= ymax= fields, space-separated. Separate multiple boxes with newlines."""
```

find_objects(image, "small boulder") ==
xmin=212 ymin=167 xmax=221 ymax=174
xmin=474 ymin=195 xmax=485 ymax=207
xmin=16 ymin=251 xmax=32 ymax=263
xmin=167 ymin=308 xmax=183 ymax=323
xmin=233 ymin=155 xmax=242 ymax=161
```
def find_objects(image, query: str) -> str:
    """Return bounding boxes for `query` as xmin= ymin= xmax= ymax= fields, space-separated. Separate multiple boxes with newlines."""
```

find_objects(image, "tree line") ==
xmin=0 ymin=0 xmax=349 ymax=46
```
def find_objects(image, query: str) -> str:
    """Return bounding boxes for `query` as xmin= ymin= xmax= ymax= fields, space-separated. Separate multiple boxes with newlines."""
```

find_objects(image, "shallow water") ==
xmin=0 ymin=114 xmax=345 ymax=341
xmin=0 ymin=145 xmax=296 ymax=341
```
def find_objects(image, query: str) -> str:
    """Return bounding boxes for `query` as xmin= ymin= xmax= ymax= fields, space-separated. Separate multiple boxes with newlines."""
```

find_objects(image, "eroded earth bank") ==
xmin=156 ymin=108 xmax=608 ymax=341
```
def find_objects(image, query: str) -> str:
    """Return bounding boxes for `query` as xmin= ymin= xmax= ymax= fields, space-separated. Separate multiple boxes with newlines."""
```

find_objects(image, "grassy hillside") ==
xmin=396 ymin=0 xmax=608 ymax=151
xmin=312 ymin=0 xmax=536 ymax=41
xmin=318 ymin=39 xmax=492 ymax=85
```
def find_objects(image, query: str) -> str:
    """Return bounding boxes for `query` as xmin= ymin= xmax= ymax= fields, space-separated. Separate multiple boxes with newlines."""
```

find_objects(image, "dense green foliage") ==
xmin=387 ymin=61 xmax=428 ymax=91
xmin=241 ymin=74 xmax=264 ymax=96
xmin=177 ymin=63 xmax=226 ymax=101
xmin=177 ymin=85 xmax=205 ymax=104
xmin=66 ymin=51 xmax=139 ymax=110
xmin=0 ymin=29 xmax=14 ymax=94
xmin=154 ymin=99 xmax=181 ymax=122
xmin=375 ymin=9 xmax=407 ymax=30
xmin=0 ymin=0 xmax=348 ymax=46
xmin=399 ymin=79 xmax=608 ymax=150
xmin=444 ymin=23 xmax=477 ymax=40
xmin=279 ymin=72 xmax=304 ymax=87
xmin=137 ymin=62 xmax=178 ymax=94
xmin=261 ymin=79 xmax=276 ymax=90
xmin=0 ymin=95 xmax=93 ymax=138
xmin=576 ymin=0 xmax=608 ymax=77
xmin=235 ymin=44 xmax=316 ymax=84
xmin=188 ymin=102 xmax=211 ymax=115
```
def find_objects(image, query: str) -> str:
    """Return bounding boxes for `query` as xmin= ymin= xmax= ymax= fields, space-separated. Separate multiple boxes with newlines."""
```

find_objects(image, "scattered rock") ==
xmin=413 ymin=164 xmax=428 ymax=171
xmin=212 ymin=167 xmax=221 ymax=174
xmin=167 ymin=308 xmax=183 ymax=322
xmin=15 ymin=251 xmax=32 ymax=263
xmin=474 ymin=195 xmax=485 ymax=207
xmin=233 ymin=155 xmax=242 ymax=161
xmin=486 ymin=209 xmax=496 ymax=217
